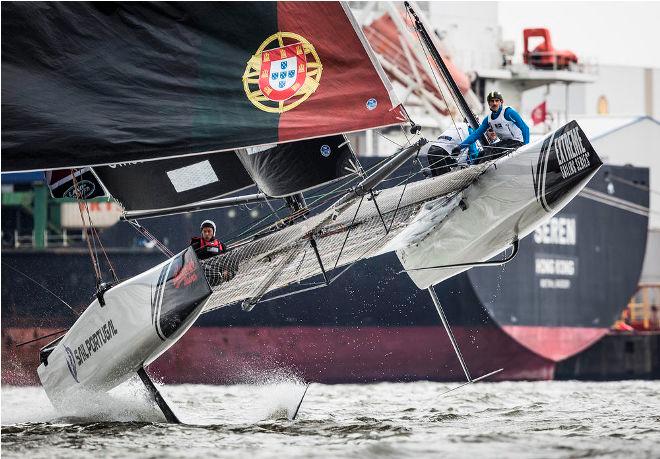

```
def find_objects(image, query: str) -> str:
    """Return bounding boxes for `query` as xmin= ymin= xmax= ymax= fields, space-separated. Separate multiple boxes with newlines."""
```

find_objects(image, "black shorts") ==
xmin=478 ymin=139 xmax=524 ymax=163
xmin=427 ymin=146 xmax=456 ymax=177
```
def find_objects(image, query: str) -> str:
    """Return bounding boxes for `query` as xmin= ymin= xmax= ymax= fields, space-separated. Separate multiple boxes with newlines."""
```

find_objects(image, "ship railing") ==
xmin=8 ymin=229 xmax=85 ymax=248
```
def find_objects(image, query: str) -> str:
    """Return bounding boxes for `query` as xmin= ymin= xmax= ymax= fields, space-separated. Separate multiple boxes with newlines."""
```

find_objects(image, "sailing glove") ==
xmin=451 ymin=145 xmax=463 ymax=154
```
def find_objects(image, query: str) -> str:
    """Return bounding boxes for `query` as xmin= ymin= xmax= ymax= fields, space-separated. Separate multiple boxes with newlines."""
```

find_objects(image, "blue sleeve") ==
xmin=459 ymin=116 xmax=489 ymax=148
xmin=467 ymin=126 xmax=478 ymax=162
xmin=504 ymin=107 xmax=530 ymax=144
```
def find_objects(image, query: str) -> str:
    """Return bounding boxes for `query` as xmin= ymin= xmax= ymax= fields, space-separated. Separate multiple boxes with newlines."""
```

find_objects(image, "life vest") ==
xmin=191 ymin=237 xmax=225 ymax=259
xmin=488 ymin=106 xmax=523 ymax=142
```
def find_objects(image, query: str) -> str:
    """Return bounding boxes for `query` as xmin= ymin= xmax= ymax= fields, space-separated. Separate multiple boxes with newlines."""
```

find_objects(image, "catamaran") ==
xmin=1 ymin=2 xmax=602 ymax=422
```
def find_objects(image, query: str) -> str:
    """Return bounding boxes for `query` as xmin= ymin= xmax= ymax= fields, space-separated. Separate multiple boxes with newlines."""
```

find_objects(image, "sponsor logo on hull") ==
xmin=64 ymin=345 xmax=78 ymax=383
xmin=67 ymin=319 xmax=119 ymax=379
xmin=532 ymin=121 xmax=602 ymax=212
xmin=151 ymin=247 xmax=212 ymax=341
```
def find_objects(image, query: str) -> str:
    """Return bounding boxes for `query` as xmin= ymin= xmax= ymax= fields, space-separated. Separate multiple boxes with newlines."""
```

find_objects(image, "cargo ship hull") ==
xmin=1 ymin=164 xmax=649 ymax=384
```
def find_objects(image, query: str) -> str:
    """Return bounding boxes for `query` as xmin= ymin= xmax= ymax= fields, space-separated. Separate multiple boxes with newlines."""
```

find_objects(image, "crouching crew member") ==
xmin=190 ymin=220 xmax=225 ymax=260
xmin=452 ymin=91 xmax=529 ymax=162
xmin=422 ymin=122 xmax=479 ymax=176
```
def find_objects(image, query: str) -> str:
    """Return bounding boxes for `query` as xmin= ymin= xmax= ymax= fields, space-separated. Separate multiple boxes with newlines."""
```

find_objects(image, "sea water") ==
xmin=2 ymin=380 xmax=659 ymax=458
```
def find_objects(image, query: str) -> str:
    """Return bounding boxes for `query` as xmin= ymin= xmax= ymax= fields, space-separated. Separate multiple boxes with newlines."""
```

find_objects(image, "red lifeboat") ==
xmin=523 ymin=28 xmax=578 ymax=70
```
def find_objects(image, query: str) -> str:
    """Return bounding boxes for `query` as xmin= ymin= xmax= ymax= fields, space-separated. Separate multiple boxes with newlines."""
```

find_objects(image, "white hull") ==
xmin=37 ymin=247 xmax=211 ymax=410
xmin=396 ymin=120 xmax=602 ymax=288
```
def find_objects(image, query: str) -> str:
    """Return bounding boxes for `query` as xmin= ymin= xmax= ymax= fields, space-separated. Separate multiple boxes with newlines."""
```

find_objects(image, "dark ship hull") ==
xmin=1 ymin=163 xmax=649 ymax=384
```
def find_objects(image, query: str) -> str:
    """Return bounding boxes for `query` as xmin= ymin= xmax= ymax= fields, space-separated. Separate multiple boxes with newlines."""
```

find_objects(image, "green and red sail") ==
xmin=2 ymin=2 xmax=404 ymax=172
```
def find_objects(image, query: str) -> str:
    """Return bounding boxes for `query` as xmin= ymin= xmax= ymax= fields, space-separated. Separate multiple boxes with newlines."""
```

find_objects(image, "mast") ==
xmin=404 ymin=2 xmax=491 ymax=146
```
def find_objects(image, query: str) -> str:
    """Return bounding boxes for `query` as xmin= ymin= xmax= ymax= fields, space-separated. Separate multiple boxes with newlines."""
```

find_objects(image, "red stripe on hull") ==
xmin=2 ymin=326 xmax=557 ymax=386
xmin=501 ymin=325 xmax=608 ymax=361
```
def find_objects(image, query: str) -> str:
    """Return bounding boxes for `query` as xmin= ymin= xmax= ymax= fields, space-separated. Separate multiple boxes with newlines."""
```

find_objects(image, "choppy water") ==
xmin=2 ymin=379 xmax=659 ymax=458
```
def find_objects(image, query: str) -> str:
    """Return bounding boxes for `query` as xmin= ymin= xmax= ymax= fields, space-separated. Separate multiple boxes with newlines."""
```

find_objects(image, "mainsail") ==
xmin=2 ymin=2 xmax=404 ymax=172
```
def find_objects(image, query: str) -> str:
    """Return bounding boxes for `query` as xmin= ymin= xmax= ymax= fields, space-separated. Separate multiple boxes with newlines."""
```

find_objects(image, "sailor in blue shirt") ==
xmin=452 ymin=91 xmax=530 ymax=162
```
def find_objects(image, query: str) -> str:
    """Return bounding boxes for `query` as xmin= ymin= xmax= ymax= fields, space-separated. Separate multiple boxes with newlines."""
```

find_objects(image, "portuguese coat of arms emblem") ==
xmin=243 ymin=32 xmax=322 ymax=113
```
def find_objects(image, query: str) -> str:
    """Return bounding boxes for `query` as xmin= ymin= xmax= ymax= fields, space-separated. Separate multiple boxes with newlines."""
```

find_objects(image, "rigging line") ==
xmin=260 ymin=212 xmax=405 ymax=305
xmin=79 ymin=193 xmax=118 ymax=282
xmin=307 ymin=157 xmax=390 ymax=202
xmin=225 ymin=203 xmax=288 ymax=243
xmin=346 ymin=140 xmax=367 ymax=179
xmin=139 ymin=225 xmax=174 ymax=258
xmin=244 ymin=170 xmax=432 ymax=307
xmin=14 ymin=329 xmax=70 ymax=348
xmin=257 ymin=167 xmax=488 ymax=307
xmin=376 ymin=130 xmax=404 ymax=148
xmin=227 ymin=165 xmax=375 ymax=245
xmin=393 ymin=151 xmax=472 ymax=189
xmin=300 ymin=168 xmax=376 ymax=214
xmin=231 ymin=152 xmax=413 ymax=246
xmin=262 ymin=193 xmax=284 ymax=221
xmin=126 ymin=219 xmax=174 ymax=258
xmin=304 ymin=148 xmax=427 ymax=222
xmin=333 ymin=195 xmax=365 ymax=269
xmin=229 ymin=196 xmax=289 ymax=242
xmin=89 ymin=224 xmax=119 ymax=282
xmin=399 ymin=104 xmax=417 ymax=128
xmin=411 ymin=24 xmax=455 ymax=122
xmin=71 ymin=170 xmax=118 ymax=283
xmin=410 ymin=13 xmax=468 ymax=139
xmin=1 ymin=261 xmax=79 ymax=317
xmin=399 ymin=124 xmax=413 ymax=148
xmin=247 ymin=206 xmax=310 ymax=240
xmin=71 ymin=170 xmax=102 ymax=284
xmin=282 ymin=188 xmax=424 ymax=296
xmin=370 ymin=190 xmax=389 ymax=233
xmin=388 ymin=179 xmax=411 ymax=233
xmin=306 ymin=145 xmax=422 ymax=211
xmin=389 ymin=143 xmax=496 ymax=189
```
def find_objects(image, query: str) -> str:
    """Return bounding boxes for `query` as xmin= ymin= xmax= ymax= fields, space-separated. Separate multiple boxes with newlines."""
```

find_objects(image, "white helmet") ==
xmin=200 ymin=220 xmax=216 ymax=235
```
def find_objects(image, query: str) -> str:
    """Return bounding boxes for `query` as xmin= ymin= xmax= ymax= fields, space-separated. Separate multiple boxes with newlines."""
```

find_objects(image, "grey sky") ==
xmin=497 ymin=1 xmax=660 ymax=68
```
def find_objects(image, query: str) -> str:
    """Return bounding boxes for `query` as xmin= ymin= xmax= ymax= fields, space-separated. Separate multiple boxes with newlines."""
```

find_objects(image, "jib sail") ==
xmin=93 ymin=153 xmax=253 ymax=212
xmin=236 ymin=135 xmax=357 ymax=198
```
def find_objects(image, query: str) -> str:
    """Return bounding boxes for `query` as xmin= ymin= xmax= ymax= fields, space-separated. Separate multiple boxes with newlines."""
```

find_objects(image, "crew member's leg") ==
xmin=478 ymin=139 xmax=524 ymax=163
xmin=427 ymin=146 xmax=456 ymax=177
